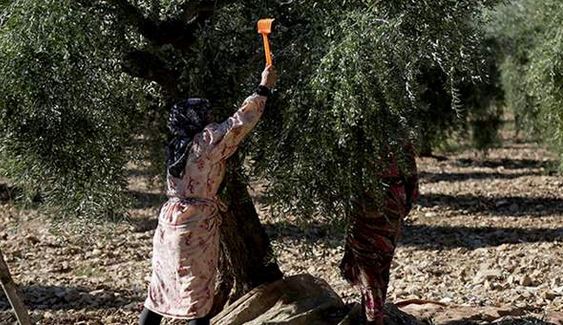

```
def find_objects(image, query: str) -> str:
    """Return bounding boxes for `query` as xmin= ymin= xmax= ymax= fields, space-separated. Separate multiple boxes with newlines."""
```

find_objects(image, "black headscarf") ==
xmin=166 ymin=98 xmax=212 ymax=178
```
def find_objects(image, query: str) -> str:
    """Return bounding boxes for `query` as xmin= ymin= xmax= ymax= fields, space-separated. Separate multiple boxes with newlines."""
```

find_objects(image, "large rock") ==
xmin=212 ymin=274 xmax=347 ymax=325
xmin=212 ymin=274 xmax=423 ymax=325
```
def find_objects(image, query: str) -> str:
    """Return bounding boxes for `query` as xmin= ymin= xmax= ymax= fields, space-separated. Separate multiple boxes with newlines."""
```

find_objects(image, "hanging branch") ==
xmin=122 ymin=49 xmax=181 ymax=97
xmin=110 ymin=0 xmax=223 ymax=50
xmin=0 ymin=248 xmax=31 ymax=325
xmin=80 ymin=1 xmax=231 ymax=95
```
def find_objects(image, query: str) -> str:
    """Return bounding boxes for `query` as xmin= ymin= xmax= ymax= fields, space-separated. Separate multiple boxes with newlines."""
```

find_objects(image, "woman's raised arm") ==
xmin=200 ymin=65 xmax=277 ymax=161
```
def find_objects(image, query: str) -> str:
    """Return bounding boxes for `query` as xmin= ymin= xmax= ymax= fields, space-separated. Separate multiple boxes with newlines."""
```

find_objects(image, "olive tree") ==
xmin=0 ymin=0 xmax=498 ymax=310
xmin=487 ymin=0 xmax=563 ymax=166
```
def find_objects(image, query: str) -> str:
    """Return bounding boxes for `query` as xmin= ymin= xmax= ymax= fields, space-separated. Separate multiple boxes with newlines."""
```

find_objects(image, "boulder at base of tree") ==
xmin=212 ymin=274 xmax=423 ymax=325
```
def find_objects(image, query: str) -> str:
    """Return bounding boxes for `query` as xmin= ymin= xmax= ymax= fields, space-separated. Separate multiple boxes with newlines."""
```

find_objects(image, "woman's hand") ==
xmin=260 ymin=65 xmax=277 ymax=89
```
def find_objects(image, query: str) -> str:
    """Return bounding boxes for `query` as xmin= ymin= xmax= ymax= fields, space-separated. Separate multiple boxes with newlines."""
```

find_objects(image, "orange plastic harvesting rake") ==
xmin=257 ymin=18 xmax=275 ymax=66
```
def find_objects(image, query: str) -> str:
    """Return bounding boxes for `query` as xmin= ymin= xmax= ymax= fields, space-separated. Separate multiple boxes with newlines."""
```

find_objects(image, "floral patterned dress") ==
xmin=144 ymin=94 xmax=266 ymax=319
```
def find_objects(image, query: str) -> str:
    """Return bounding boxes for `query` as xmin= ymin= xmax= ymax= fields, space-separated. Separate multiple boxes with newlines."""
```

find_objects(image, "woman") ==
xmin=340 ymin=147 xmax=419 ymax=325
xmin=140 ymin=65 xmax=277 ymax=325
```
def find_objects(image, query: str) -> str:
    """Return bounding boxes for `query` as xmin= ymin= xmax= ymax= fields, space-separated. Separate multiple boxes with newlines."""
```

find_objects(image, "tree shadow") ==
xmin=0 ymin=285 xmax=141 ymax=311
xmin=126 ymin=167 xmax=160 ymax=179
xmin=443 ymin=317 xmax=556 ymax=325
xmin=419 ymin=171 xmax=544 ymax=183
xmin=127 ymin=190 xmax=166 ymax=209
xmin=401 ymin=224 xmax=563 ymax=249
xmin=454 ymin=158 xmax=554 ymax=170
xmin=264 ymin=221 xmax=346 ymax=248
xmin=418 ymin=193 xmax=563 ymax=217
xmin=129 ymin=216 xmax=159 ymax=232
xmin=263 ymin=219 xmax=562 ymax=250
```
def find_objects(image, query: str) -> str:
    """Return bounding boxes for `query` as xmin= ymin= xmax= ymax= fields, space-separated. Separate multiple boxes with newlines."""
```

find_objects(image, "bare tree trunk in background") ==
xmin=0 ymin=248 xmax=32 ymax=325
xmin=210 ymin=163 xmax=283 ymax=315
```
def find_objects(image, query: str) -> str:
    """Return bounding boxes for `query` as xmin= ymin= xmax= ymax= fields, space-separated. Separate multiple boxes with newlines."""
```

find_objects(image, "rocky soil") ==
xmin=0 ymin=134 xmax=561 ymax=324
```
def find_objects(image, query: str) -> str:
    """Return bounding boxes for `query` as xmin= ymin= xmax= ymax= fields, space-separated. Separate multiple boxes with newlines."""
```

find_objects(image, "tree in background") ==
xmin=487 ymin=0 xmax=563 ymax=166
xmin=416 ymin=38 xmax=504 ymax=156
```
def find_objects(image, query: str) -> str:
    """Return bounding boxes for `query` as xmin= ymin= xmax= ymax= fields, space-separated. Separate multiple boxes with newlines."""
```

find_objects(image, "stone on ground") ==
xmin=212 ymin=274 xmax=422 ymax=325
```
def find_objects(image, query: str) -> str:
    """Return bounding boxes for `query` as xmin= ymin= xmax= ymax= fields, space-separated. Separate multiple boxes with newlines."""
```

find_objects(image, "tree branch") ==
xmin=122 ymin=49 xmax=180 ymax=97
xmin=111 ymin=0 xmax=222 ymax=50
xmin=81 ymin=1 xmax=232 ymax=94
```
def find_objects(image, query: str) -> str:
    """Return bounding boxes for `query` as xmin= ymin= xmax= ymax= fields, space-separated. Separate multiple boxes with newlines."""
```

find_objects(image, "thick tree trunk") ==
xmin=211 ymin=163 xmax=283 ymax=314
xmin=0 ymin=248 xmax=32 ymax=325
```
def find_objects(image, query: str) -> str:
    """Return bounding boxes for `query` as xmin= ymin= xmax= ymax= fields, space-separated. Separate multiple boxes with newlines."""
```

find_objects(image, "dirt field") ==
xmin=0 ymin=131 xmax=561 ymax=324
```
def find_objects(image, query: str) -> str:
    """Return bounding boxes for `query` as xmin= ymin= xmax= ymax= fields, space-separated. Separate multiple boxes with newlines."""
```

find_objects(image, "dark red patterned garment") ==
xmin=340 ymin=151 xmax=419 ymax=323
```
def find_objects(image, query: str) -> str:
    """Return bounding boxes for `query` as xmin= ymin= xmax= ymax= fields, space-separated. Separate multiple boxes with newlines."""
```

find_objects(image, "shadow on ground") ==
xmin=454 ymin=158 xmax=555 ymax=171
xmin=264 ymin=221 xmax=346 ymax=247
xmin=128 ymin=190 xmax=166 ymax=209
xmin=442 ymin=317 xmax=556 ymax=325
xmin=0 ymin=285 xmax=140 ymax=311
xmin=263 ymin=220 xmax=562 ymax=250
xmin=127 ymin=167 xmax=159 ymax=179
xmin=129 ymin=216 xmax=159 ymax=232
xmin=401 ymin=224 xmax=563 ymax=249
xmin=419 ymin=171 xmax=545 ymax=183
xmin=418 ymin=194 xmax=563 ymax=217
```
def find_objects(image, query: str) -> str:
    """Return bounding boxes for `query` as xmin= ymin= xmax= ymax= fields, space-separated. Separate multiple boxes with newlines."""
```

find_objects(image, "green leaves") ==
xmin=245 ymin=1 xmax=497 ymax=219
xmin=0 ymin=0 xmax=145 ymax=219
xmin=0 ymin=0 xmax=508 ymax=221
xmin=490 ymin=0 xmax=563 ymax=167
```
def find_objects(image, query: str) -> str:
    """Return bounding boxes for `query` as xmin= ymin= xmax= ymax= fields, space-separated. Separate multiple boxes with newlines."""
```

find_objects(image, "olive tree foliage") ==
xmin=416 ymin=39 xmax=504 ymax=155
xmin=0 ymin=0 xmax=240 ymax=219
xmin=158 ymin=0 xmax=500 ymax=217
xmin=0 ymin=0 xmax=497 ymax=219
xmin=0 ymin=0 xmax=150 ymax=218
xmin=487 ymin=0 xmax=563 ymax=165
xmin=248 ymin=0 xmax=499 ymax=218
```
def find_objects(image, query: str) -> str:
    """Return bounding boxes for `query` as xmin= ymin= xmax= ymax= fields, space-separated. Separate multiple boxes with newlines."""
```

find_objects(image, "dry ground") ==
xmin=0 ymin=133 xmax=561 ymax=324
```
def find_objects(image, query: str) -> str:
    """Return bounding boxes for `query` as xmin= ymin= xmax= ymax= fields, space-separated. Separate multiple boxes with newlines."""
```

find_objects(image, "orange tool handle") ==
xmin=261 ymin=33 xmax=272 ymax=66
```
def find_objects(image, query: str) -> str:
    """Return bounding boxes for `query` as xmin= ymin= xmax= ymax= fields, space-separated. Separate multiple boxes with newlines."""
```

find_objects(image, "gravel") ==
xmin=0 ymin=136 xmax=561 ymax=324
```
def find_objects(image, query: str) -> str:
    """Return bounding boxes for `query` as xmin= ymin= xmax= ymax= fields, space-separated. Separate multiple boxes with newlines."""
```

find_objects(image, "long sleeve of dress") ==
xmin=196 ymin=94 xmax=267 ymax=162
